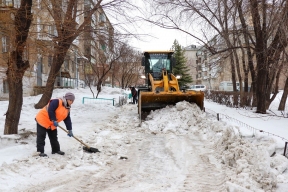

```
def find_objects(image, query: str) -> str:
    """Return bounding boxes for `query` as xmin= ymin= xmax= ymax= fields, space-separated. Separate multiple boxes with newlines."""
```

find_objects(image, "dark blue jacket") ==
xmin=48 ymin=99 xmax=72 ymax=130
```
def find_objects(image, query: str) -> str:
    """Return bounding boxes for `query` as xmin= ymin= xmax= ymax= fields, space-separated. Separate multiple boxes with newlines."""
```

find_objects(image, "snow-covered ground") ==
xmin=0 ymin=87 xmax=287 ymax=192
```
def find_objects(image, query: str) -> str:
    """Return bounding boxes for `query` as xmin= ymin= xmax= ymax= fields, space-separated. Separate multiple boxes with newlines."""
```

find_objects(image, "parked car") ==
xmin=188 ymin=85 xmax=207 ymax=91
xmin=219 ymin=81 xmax=243 ymax=91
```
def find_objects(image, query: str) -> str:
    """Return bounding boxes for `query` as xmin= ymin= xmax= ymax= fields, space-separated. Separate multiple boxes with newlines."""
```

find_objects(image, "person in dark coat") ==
xmin=129 ymin=86 xmax=138 ymax=104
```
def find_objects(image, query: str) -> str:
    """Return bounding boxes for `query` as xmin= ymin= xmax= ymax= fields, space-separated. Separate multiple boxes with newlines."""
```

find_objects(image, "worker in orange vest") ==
xmin=35 ymin=92 xmax=75 ymax=157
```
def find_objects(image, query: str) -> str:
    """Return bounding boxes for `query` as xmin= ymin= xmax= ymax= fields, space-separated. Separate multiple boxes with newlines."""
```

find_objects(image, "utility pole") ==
xmin=75 ymin=50 xmax=78 ymax=88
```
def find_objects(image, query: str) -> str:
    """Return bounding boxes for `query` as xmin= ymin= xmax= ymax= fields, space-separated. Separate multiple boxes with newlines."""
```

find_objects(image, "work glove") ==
xmin=67 ymin=130 xmax=73 ymax=137
xmin=53 ymin=121 xmax=58 ymax=127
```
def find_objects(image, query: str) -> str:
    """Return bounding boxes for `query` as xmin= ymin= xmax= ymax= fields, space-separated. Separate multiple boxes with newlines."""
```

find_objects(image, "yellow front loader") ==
xmin=138 ymin=51 xmax=204 ymax=120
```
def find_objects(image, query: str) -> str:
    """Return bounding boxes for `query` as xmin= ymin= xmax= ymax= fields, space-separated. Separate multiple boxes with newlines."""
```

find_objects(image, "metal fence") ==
xmin=82 ymin=97 xmax=115 ymax=106
xmin=205 ymin=108 xmax=288 ymax=158
xmin=82 ymin=93 xmax=129 ymax=107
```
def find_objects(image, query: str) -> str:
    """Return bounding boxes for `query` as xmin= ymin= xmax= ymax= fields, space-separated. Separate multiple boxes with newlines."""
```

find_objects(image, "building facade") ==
xmin=0 ymin=0 xmax=114 ymax=99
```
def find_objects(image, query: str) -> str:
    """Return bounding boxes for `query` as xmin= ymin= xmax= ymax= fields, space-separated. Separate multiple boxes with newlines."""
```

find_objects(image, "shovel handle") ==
xmin=58 ymin=125 xmax=90 ymax=149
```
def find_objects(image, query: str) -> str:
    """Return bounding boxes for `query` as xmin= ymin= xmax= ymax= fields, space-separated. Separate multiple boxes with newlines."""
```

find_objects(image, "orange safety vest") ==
xmin=35 ymin=99 xmax=70 ymax=130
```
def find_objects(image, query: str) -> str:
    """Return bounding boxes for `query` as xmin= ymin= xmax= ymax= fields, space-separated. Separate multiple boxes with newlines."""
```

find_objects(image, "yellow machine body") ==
xmin=138 ymin=51 xmax=204 ymax=119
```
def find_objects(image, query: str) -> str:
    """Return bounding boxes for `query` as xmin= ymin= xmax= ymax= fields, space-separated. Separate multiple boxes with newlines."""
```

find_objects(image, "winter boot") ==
xmin=39 ymin=153 xmax=48 ymax=157
xmin=52 ymin=151 xmax=65 ymax=155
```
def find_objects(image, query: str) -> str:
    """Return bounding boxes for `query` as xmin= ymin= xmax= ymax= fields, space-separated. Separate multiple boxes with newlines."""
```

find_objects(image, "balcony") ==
xmin=0 ymin=0 xmax=13 ymax=8
xmin=0 ymin=7 xmax=17 ymax=25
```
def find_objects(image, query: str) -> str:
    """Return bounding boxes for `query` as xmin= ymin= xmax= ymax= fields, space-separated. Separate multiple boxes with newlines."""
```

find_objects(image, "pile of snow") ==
xmin=0 ymin=87 xmax=287 ymax=191
xmin=142 ymin=101 xmax=288 ymax=191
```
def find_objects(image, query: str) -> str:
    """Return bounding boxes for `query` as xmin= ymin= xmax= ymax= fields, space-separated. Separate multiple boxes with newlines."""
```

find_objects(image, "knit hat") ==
xmin=65 ymin=92 xmax=75 ymax=101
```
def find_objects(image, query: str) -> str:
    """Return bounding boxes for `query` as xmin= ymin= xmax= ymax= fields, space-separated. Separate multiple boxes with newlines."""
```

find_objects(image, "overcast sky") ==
xmin=109 ymin=0 xmax=198 ymax=52
xmin=130 ymin=25 xmax=197 ymax=52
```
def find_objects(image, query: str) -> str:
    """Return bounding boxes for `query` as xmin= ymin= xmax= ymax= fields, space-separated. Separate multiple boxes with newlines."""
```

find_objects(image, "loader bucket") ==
xmin=138 ymin=90 xmax=204 ymax=120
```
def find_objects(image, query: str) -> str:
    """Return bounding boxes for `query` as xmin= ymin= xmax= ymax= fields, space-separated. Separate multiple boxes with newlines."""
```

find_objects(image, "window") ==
xmin=38 ymin=24 xmax=44 ymax=38
xmin=37 ymin=0 xmax=41 ymax=8
xmin=2 ymin=36 xmax=8 ymax=53
xmin=3 ymin=79 xmax=9 ymax=93
xmin=84 ymin=0 xmax=90 ymax=5
xmin=99 ymin=13 xmax=106 ymax=22
xmin=64 ymin=59 xmax=69 ymax=70
xmin=48 ymin=25 xmax=53 ymax=35
xmin=48 ymin=25 xmax=58 ymax=37
xmin=48 ymin=55 xmax=53 ymax=67
xmin=14 ymin=0 xmax=21 ymax=8
xmin=37 ymin=18 xmax=45 ymax=38
xmin=101 ymin=44 xmax=106 ymax=51
xmin=72 ymin=55 xmax=76 ymax=73
xmin=37 ymin=53 xmax=43 ymax=73
xmin=147 ymin=53 xmax=171 ymax=72
xmin=23 ymin=46 xmax=28 ymax=60
xmin=0 ymin=0 xmax=13 ymax=7
xmin=54 ymin=26 xmax=58 ymax=36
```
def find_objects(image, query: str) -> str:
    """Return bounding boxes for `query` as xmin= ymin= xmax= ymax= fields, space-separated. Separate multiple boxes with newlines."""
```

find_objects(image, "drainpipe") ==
xmin=75 ymin=50 xmax=78 ymax=89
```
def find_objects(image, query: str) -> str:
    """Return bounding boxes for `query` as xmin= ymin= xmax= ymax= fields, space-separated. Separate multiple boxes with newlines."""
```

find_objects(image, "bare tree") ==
xmin=112 ymin=45 xmax=142 ymax=89
xmin=143 ymin=0 xmax=288 ymax=113
xmin=84 ymin=41 xmax=137 ymax=98
xmin=2 ymin=0 xmax=143 ymax=134
xmin=278 ymin=77 xmax=288 ymax=112
xmin=248 ymin=0 xmax=288 ymax=113
xmin=278 ymin=53 xmax=288 ymax=111
xmin=34 ymin=0 xmax=137 ymax=109
xmin=4 ymin=0 xmax=33 ymax=134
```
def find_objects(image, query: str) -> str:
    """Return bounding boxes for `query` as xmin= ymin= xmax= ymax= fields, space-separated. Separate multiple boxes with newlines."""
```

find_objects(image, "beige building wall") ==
xmin=0 ymin=0 xmax=114 ymax=96
xmin=208 ymin=49 xmax=287 ymax=91
xmin=184 ymin=45 xmax=198 ymax=86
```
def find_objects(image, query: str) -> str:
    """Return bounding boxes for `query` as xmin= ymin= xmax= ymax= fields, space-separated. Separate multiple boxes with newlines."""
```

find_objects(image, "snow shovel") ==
xmin=58 ymin=125 xmax=100 ymax=153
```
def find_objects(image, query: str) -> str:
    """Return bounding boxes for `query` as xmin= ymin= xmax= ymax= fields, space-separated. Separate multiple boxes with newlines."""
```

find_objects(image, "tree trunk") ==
xmin=265 ymin=62 xmax=283 ymax=109
xmin=250 ymin=0 xmax=268 ymax=113
xmin=34 ymin=47 xmax=69 ymax=109
xmin=255 ymin=59 xmax=268 ymax=113
xmin=4 ymin=0 xmax=32 ymax=134
xmin=4 ymin=52 xmax=29 ymax=134
xmin=96 ymin=79 xmax=103 ymax=98
xmin=278 ymin=77 xmax=288 ymax=111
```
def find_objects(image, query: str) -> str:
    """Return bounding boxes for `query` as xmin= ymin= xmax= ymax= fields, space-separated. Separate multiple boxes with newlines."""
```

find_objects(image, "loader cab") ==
xmin=138 ymin=50 xmax=205 ymax=120
xmin=142 ymin=51 xmax=175 ymax=80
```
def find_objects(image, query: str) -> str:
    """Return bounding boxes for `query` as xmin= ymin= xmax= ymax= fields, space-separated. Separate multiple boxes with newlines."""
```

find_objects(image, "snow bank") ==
xmin=142 ymin=101 xmax=288 ymax=191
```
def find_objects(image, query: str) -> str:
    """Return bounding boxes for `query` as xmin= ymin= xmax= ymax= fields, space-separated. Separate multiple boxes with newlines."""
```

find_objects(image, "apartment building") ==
xmin=0 ymin=2 xmax=18 ymax=99
xmin=0 ymin=0 xmax=114 ymax=98
xmin=188 ymin=43 xmax=286 ymax=91
xmin=184 ymin=44 xmax=218 ymax=89
xmin=183 ymin=45 xmax=198 ymax=85
xmin=184 ymin=42 xmax=232 ymax=90
xmin=82 ymin=1 xmax=115 ymax=86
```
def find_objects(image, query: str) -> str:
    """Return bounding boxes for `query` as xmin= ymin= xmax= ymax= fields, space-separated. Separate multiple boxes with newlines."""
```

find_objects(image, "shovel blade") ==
xmin=83 ymin=146 xmax=100 ymax=153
